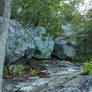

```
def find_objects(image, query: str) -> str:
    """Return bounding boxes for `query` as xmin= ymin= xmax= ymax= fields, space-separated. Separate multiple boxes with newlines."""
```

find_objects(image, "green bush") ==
xmin=8 ymin=65 xmax=25 ymax=75
xmin=4 ymin=64 xmax=39 ymax=77
xmin=29 ymin=69 xmax=39 ymax=76
xmin=83 ymin=59 xmax=92 ymax=75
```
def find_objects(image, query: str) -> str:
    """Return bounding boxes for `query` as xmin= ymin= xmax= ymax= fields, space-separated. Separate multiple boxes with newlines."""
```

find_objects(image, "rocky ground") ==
xmin=3 ymin=60 xmax=92 ymax=92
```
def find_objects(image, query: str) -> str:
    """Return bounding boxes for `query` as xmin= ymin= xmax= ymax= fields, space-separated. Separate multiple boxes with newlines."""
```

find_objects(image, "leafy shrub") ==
xmin=4 ymin=64 xmax=39 ymax=77
xmin=83 ymin=59 xmax=92 ymax=75
xmin=29 ymin=61 xmax=38 ymax=66
xmin=29 ymin=69 xmax=39 ymax=76
xmin=8 ymin=65 xmax=25 ymax=75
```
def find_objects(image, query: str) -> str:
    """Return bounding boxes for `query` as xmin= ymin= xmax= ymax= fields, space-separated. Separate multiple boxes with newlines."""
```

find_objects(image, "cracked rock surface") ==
xmin=3 ymin=60 xmax=92 ymax=92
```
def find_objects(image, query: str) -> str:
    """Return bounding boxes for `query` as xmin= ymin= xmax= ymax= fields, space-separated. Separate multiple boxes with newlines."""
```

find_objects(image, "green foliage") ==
xmin=4 ymin=66 xmax=9 ymax=74
xmin=60 ymin=1 xmax=92 ymax=63
xmin=8 ymin=65 xmax=25 ymax=75
xmin=29 ymin=69 xmax=39 ymax=76
xmin=83 ymin=59 xmax=92 ymax=75
xmin=4 ymin=64 xmax=39 ymax=77
xmin=60 ymin=0 xmax=83 ymax=23
xmin=12 ymin=0 xmax=64 ymax=38
xmin=29 ymin=61 xmax=38 ymax=66
xmin=74 ymin=9 xmax=92 ymax=62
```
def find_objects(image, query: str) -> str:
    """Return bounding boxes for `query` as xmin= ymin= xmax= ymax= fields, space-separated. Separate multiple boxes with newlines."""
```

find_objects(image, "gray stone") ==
xmin=41 ymin=60 xmax=78 ymax=76
xmin=6 ymin=20 xmax=35 ymax=64
xmin=0 ymin=17 xmax=35 ymax=64
xmin=30 ymin=27 xmax=54 ymax=59
xmin=60 ymin=76 xmax=92 ymax=92
xmin=53 ymin=39 xmax=76 ymax=59
xmin=0 ymin=17 xmax=54 ymax=64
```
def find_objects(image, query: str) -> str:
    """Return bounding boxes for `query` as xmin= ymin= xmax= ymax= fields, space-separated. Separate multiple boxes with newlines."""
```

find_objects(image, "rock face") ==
xmin=0 ymin=17 xmax=54 ymax=64
xmin=60 ymin=76 xmax=92 ymax=92
xmin=5 ymin=18 xmax=35 ymax=64
xmin=30 ymin=27 xmax=54 ymax=59
xmin=3 ymin=60 xmax=89 ymax=92
xmin=53 ymin=39 xmax=76 ymax=59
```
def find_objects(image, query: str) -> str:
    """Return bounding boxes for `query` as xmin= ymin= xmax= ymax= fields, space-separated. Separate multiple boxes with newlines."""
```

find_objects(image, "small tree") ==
xmin=0 ymin=0 xmax=12 ymax=91
xmin=12 ymin=0 xmax=64 ymax=39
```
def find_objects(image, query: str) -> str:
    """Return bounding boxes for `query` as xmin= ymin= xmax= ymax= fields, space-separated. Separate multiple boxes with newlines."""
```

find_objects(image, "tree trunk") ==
xmin=0 ymin=0 xmax=4 ymax=16
xmin=0 ymin=0 xmax=12 ymax=92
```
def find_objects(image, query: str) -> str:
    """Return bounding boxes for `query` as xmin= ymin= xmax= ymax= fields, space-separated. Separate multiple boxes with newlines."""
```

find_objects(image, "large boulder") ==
xmin=6 ymin=20 xmax=35 ymax=64
xmin=0 ymin=17 xmax=35 ymax=64
xmin=0 ymin=17 xmax=54 ymax=64
xmin=53 ymin=39 xmax=76 ymax=59
xmin=30 ymin=27 xmax=54 ymax=59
